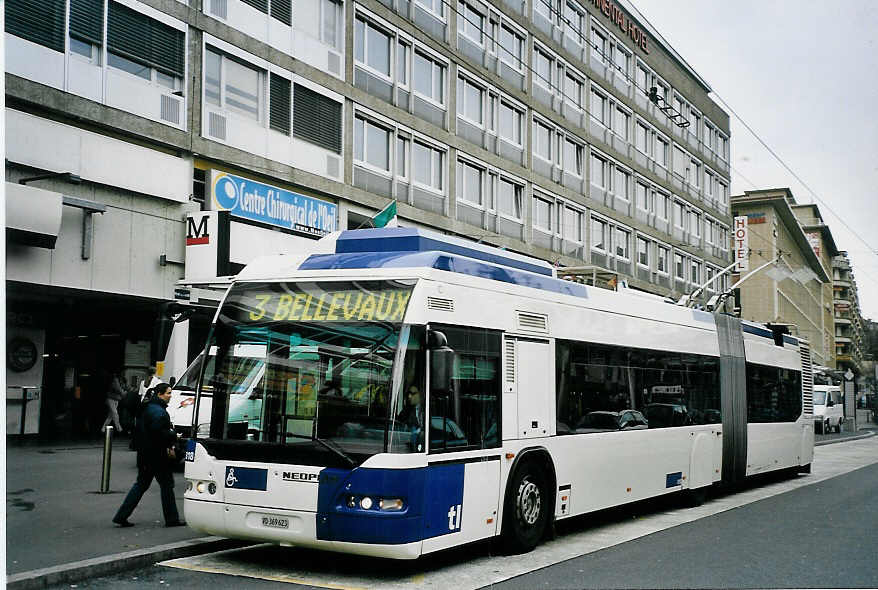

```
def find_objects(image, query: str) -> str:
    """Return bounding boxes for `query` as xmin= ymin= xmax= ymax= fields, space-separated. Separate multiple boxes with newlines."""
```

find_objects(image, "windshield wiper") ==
xmin=285 ymin=432 xmax=356 ymax=467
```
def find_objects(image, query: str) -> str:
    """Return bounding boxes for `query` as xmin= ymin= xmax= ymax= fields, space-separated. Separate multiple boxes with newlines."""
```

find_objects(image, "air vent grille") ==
xmin=799 ymin=340 xmax=813 ymax=416
xmin=505 ymin=339 xmax=515 ymax=383
xmin=210 ymin=0 xmax=228 ymax=19
xmin=208 ymin=112 xmax=227 ymax=140
xmin=517 ymin=311 xmax=548 ymax=333
xmin=160 ymin=95 xmax=181 ymax=125
xmin=427 ymin=297 xmax=454 ymax=312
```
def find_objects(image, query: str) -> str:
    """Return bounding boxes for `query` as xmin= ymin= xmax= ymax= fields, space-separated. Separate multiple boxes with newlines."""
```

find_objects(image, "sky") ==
xmin=631 ymin=0 xmax=878 ymax=321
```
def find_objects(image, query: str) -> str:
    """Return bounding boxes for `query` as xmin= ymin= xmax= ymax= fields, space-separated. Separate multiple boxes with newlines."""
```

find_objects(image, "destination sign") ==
xmin=237 ymin=289 xmax=412 ymax=323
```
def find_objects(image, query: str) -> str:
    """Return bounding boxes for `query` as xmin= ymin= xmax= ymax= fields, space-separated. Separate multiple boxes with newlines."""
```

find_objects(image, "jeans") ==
xmin=114 ymin=457 xmax=180 ymax=524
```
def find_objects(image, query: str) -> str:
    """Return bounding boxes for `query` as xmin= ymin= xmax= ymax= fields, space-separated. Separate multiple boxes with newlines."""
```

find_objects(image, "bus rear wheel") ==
xmin=501 ymin=459 xmax=550 ymax=553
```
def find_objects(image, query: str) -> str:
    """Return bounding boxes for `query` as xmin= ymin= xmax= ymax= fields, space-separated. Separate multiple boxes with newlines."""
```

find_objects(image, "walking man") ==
xmin=113 ymin=382 xmax=186 ymax=528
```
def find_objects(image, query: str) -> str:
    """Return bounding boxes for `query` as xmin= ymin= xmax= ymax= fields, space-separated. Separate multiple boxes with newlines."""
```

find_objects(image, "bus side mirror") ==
xmin=428 ymin=330 xmax=454 ymax=398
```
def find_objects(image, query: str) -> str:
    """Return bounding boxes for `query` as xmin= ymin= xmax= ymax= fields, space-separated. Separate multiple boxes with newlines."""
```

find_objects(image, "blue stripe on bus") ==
xmin=783 ymin=334 xmax=798 ymax=346
xmin=335 ymin=228 xmax=554 ymax=276
xmin=315 ymin=464 xmax=466 ymax=544
xmin=300 ymin=251 xmax=590 ymax=299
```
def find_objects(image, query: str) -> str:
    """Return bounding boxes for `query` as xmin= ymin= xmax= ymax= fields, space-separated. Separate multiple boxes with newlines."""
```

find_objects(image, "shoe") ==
xmin=165 ymin=520 xmax=187 ymax=527
xmin=113 ymin=519 xmax=135 ymax=528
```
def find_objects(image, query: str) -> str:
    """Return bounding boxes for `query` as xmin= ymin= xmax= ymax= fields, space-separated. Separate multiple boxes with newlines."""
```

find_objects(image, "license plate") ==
xmin=261 ymin=515 xmax=289 ymax=529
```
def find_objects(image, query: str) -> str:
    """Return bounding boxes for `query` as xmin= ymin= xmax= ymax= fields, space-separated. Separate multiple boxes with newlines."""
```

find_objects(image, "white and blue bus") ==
xmin=183 ymin=227 xmax=814 ymax=559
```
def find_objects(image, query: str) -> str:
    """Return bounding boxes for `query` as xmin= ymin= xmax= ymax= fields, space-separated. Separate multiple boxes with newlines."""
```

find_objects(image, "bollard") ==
xmin=100 ymin=426 xmax=113 ymax=493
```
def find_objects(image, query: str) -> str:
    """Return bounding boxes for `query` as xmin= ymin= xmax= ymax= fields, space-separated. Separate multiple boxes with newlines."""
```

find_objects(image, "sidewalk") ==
xmin=5 ymin=436 xmax=244 ymax=589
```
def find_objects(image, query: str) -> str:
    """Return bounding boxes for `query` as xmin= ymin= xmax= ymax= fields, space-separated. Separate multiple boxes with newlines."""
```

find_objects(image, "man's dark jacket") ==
xmin=135 ymin=397 xmax=176 ymax=468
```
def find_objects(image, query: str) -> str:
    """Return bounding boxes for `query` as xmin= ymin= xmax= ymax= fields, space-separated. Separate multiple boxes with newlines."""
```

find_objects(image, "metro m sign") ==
xmin=186 ymin=215 xmax=210 ymax=245
xmin=733 ymin=215 xmax=749 ymax=272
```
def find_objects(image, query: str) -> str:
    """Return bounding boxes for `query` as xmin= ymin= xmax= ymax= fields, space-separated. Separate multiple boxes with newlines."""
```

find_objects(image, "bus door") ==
xmin=422 ymin=325 xmax=502 ymax=552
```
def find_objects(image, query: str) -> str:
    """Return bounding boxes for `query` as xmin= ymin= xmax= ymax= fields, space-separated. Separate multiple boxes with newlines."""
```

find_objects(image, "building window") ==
xmin=458 ymin=160 xmax=484 ymax=206
xmin=458 ymin=1 xmax=484 ymax=45
xmin=675 ymin=253 xmax=685 ymax=279
xmin=412 ymin=141 xmax=443 ymax=191
xmin=691 ymin=260 xmax=701 ymax=284
xmin=354 ymin=16 xmax=391 ymax=78
xmin=614 ymin=168 xmax=629 ymax=201
xmin=690 ymin=211 xmax=701 ymax=237
xmin=565 ymin=73 xmax=584 ymax=110
xmin=657 ymin=192 xmax=669 ymax=220
xmin=614 ymin=227 xmax=629 ymax=259
xmin=674 ymin=201 xmax=685 ymax=229
xmin=498 ymin=177 xmax=522 ymax=219
xmin=498 ymin=23 xmax=524 ymax=71
xmin=458 ymin=76 xmax=485 ymax=126
xmin=591 ymin=218 xmax=607 ymax=251
xmin=415 ymin=0 xmax=444 ymax=17
xmin=7 ymin=0 xmax=66 ymax=52
xmin=563 ymin=207 xmax=583 ymax=242
xmin=691 ymin=159 xmax=701 ymax=188
xmin=591 ymin=26 xmax=607 ymax=64
xmin=107 ymin=2 xmax=185 ymax=87
xmin=499 ymin=101 xmax=523 ymax=146
xmin=637 ymin=236 xmax=649 ymax=267
xmin=657 ymin=245 xmax=669 ymax=274
xmin=293 ymin=83 xmax=342 ymax=153
xmin=534 ymin=121 xmax=553 ymax=163
xmin=613 ymin=107 xmax=629 ymax=140
xmin=396 ymin=40 xmax=409 ymax=86
xmin=534 ymin=196 xmax=553 ymax=231
xmin=563 ymin=138 xmax=583 ymax=176
xmin=635 ymin=121 xmax=649 ymax=154
xmin=655 ymin=136 xmax=668 ymax=168
xmin=564 ymin=1 xmax=584 ymax=43
xmin=413 ymin=50 xmax=445 ymax=104
xmin=590 ymin=153 xmax=605 ymax=187
xmin=354 ymin=116 xmax=391 ymax=172
xmin=298 ymin=0 xmax=342 ymax=49
xmin=534 ymin=47 xmax=553 ymax=89
xmin=636 ymin=182 xmax=649 ymax=211
xmin=590 ymin=88 xmax=607 ymax=126
xmin=673 ymin=145 xmax=688 ymax=179
xmin=396 ymin=136 xmax=408 ymax=178
xmin=613 ymin=43 xmax=630 ymax=79
xmin=205 ymin=48 xmax=263 ymax=121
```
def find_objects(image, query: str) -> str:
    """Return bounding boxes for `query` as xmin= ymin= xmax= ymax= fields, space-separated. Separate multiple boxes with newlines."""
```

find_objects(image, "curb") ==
xmin=815 ymin=430 xmax=876 ymax=446
xmin=6 ymin=537 xmax=253 ymax=590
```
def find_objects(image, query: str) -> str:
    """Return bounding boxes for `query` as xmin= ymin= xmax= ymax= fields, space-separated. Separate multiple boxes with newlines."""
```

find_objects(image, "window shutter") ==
xmin=5 ymin=0 xmax=65 ymax=52
xmin=293 ymin=84 xmax=342 ymax=154
xmin=269 ymin=73 xmax=291 ymax=136
xmin=241 ymin=0 xmax=268 ymax=12
xmin=270 ymin=0 xmax=292 ymax=25
xmin=70 ymin=0 xmax=104 ymax=46
xmin=108 ymin=1 xmax=186 ymax=77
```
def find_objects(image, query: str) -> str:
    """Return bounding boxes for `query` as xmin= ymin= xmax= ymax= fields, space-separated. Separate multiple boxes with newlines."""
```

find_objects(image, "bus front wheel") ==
xmin=501 ymin=459 xmax=550 ymax=553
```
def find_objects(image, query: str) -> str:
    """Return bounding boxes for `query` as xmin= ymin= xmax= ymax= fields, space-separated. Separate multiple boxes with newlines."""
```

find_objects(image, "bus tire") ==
xmin=501 ymin=458 xmax=550 ymax=554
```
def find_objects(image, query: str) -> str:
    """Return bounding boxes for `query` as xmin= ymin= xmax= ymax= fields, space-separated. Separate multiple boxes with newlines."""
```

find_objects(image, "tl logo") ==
xmin=447 ymin=504 xmax=462 ymax=531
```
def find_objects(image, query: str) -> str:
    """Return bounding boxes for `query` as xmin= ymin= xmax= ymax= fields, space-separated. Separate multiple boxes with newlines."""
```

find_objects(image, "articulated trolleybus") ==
xmin=184 ymin=227 xmax=814 ymax=559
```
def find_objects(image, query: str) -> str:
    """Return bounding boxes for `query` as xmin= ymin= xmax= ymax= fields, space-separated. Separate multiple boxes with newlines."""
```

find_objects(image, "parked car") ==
xmin=813 ymin=385 xmax=844 ymax=433
xmin=644 ymin=403 xmax=690 ymax=428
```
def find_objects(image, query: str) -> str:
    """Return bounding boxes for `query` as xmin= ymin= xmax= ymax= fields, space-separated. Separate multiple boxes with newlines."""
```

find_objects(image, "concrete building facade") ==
xmin=5 ymin=0 xmax=732 ymax=438
xmin=832 ymin=251 xmax=865 ymax=377
xmin=730 ymin=189 xmax=831 ymax=366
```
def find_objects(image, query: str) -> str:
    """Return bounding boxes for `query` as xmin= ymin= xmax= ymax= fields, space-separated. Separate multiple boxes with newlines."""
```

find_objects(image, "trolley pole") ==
xmin=100 ymin=426 xmax=113 ymax=493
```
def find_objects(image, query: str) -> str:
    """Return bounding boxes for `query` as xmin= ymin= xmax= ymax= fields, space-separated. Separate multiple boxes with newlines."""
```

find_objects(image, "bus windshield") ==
xmin=199 ymin=280 xmax=424 ymax=459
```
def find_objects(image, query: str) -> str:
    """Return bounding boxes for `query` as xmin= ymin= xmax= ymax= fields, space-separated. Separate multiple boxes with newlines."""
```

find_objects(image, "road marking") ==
xmin=161 ymin=437 xmax=878 ymax=589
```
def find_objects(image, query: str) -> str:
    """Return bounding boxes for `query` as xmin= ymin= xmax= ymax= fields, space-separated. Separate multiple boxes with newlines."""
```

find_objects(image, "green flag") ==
xmin=372 ymin=200 xmax=397 ymax=228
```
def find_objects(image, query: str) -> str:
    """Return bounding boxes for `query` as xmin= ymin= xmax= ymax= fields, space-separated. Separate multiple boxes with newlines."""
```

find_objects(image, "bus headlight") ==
xmin=359 ymin=496 xmax=373 ymax=510
xmin=196 ymin=481 xmax=206 ymax=493
xmin=186 ymin=480 xmax=193 ymax=492
xmin=379 ymin=498 xmax=404 ymax=511
xmin=208 ymin=482 xmax=217 ymax=495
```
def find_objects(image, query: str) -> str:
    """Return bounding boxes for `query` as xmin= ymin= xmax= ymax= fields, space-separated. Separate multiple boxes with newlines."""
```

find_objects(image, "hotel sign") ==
xmin=587 ymin=0 xmax=649 ymax=53
xmin=733 ymin=215 xmax=749 ymax=272
xmin=210 ymin=170 xmax=337 ymax=236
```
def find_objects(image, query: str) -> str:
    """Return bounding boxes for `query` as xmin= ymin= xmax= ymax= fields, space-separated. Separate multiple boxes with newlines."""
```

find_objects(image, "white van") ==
xmin=812 ymin=385 xmax=844 ymax=433
xmin=168 ymin=346 xmax=265 ymax=441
